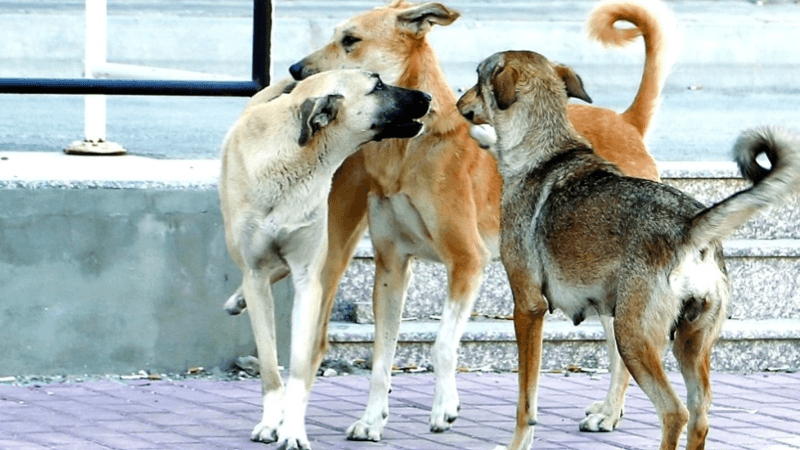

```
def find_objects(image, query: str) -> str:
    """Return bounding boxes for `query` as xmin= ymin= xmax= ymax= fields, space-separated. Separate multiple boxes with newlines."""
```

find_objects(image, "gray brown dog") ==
xmin=457 ymin=50 xmax=800 ymax=450
xmin=220 ymin=69 xmax=429 ymax=450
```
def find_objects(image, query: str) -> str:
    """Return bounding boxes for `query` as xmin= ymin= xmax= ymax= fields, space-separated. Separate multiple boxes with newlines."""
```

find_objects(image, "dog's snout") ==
xmin=289 ymin=62 xmax=304 ymax=80
xmin=462 ymin=110 xmax=474 ymax=122
xmin=421 ymin=91 xmax=432 ymax=103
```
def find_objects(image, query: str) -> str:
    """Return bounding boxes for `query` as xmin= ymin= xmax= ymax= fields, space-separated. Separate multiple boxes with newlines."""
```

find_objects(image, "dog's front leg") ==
xmin=346 ymin=245 xmax=414 ymax=442
xmin=430 ymin=252 xmax=487 ymax=432
xmin=497 ymin=269 xmax=548 ymax=450
xmin=580 ymin=315 xmax=630 ymax=432
xmin=277 ymin=239 xmax=329 ymax=450
xmin=508 ymin=303 xmax=546 ymax=450
xmin=242 ymin=269 xmax=285 ymax=444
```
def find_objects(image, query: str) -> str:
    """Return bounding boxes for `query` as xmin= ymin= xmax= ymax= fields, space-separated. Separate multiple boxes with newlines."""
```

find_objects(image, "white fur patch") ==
xmin=669 ymin=248 xmax=725 ymax=301
xmin=469 ymin=124 xmax=497 ymax=149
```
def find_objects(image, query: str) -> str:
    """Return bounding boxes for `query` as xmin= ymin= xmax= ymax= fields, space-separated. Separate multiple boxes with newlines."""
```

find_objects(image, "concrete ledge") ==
xmin=0 ymin=152 xmax=219 ymax=189
xmin=0 ymin=153 xmax=261 ymax=376
xmin=336 ymin=245 xmax=800 ymax=324
xmin=328 ymin=318 xmax=800 ymax=344
xmin=326 ymin=318 xmax=800 ymax=372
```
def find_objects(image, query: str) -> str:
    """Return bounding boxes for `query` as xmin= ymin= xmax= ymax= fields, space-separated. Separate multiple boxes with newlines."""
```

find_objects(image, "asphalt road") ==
xmin=1 ymin=0 xmax=799 ymax=161
xmin=2 ymin=87 xmax=797 ymax=161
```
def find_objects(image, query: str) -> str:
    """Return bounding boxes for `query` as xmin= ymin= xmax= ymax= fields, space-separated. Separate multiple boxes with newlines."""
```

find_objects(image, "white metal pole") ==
xmin=67 ymin=0 xmax=124 ymax=154
xmin=84 ymin=0 xmax=106 ymax=143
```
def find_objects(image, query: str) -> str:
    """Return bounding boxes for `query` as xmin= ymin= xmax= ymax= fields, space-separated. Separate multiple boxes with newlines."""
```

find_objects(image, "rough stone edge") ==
xmin=328 ymin=318 xmax=800 ymax=344
xmin=0 ymin=180 xmax=218 ymax=190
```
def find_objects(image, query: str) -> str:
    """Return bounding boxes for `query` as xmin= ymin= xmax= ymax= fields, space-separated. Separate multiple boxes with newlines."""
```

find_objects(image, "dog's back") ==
xmin=502 ymin=146 xmax=706 ymax=321
xmin=509 ymin=127 xmax=800 ymax=330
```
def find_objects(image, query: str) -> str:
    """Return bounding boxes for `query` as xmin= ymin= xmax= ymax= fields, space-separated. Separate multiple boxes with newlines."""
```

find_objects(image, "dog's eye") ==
xmin=341 ymin=35 xmax=361 ymax=48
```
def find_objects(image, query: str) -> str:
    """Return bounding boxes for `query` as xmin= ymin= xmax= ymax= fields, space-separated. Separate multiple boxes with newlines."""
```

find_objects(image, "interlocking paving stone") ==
xmin=1 ymin=371 xmax=800 ymax=449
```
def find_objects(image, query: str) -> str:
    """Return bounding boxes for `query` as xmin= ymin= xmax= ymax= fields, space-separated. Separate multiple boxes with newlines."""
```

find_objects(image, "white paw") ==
xmin=469 ymin=124 xmax=497 ymax=149
xmin=430 ymin=395 xmax=460 ymax=432
xmin=276 ymin=436 xmax=311 ymax=450
xmin=584 ymin=399 xmax=605 ymax=416
xmin=251 ymin=420 xmax=279 ymax=443
xmin=251 ymin=391 xmax=284 ymax=442
xmin=275 ymin=402 xmax=311 ymax=450
xmin=223 ymin=287 xmax=246 ymax=315
xmin=346 ymin=414 xmax=386 ymax=441
xmin=579 ymin=401 xmax=623 ymax=432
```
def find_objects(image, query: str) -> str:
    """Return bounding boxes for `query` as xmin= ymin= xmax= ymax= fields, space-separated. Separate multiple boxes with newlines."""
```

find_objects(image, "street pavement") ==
xmin=2 ymin=370 xmax=800 ymax=450
xmin=1 ymin=1 xmax=799 ymax=161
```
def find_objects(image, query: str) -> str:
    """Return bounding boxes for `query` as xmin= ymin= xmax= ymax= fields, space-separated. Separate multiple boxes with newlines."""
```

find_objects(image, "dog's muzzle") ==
xmin=373 ymin=87 xmax=432 ymax=142
xmin=289 ymin=61 xmax=316 ymax=80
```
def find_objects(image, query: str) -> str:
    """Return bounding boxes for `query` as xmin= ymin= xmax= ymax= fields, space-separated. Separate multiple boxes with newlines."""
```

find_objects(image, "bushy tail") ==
xmin=587 ymin=0 xmax=678 ymax=138
xmin=688 ymin=126 xmax=800 ymax=247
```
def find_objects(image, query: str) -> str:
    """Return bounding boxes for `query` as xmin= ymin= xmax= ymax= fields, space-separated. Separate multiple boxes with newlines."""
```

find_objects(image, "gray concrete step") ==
xmin=331 ymin=163 xmax=800 ymax=325
xmin=326 ymin=318 xmax=800 ymax=373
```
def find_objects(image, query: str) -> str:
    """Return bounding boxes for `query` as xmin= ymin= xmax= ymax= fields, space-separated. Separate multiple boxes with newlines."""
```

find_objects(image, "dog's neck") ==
xmin=495 ymin=99 xmax=589 ymax=181
xmin=395 ymin=39 xmax=462 ymax=136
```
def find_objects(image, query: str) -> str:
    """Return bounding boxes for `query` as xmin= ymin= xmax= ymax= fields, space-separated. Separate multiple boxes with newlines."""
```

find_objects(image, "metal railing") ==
xmin=0 ymin=0 xmax=271 ymax=154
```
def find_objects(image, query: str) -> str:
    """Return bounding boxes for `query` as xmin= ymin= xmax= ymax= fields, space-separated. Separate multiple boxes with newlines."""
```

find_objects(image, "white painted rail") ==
xmin=66 ymin=0 xmax=244 ymax=155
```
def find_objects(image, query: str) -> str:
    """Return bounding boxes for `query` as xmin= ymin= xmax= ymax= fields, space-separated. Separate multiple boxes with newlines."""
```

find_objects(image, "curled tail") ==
xmin=587 ymin=0 xmax=678 ymax=138
xmin=689 ymin=126 xmax=800 ymax=247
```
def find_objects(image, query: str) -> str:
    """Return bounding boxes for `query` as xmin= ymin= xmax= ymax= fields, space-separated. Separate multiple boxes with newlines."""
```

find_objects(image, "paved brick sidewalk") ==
xmin=1 ymin=371 xmax=799 ymax=450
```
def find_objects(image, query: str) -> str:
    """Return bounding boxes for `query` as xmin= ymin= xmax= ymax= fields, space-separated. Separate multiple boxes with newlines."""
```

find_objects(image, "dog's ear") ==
xmin=554 ymin=64 xmax=592 ymax=104
xmin=492 ymin=64 xmax=519 ymax=110
xmin=298 ymin=94 xmax=344 ymax=146
xmin=397 ymin=3 xmax=460 ymax=36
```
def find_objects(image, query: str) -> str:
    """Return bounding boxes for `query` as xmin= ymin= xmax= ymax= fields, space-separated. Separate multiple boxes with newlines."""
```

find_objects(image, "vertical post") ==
xmin=65 ymin=0 xmax=125 ymax=155
xmin=84 ymin=0 xmax=106 ymax=142
xmin=251 ymin=0 xmax=271 ymax=90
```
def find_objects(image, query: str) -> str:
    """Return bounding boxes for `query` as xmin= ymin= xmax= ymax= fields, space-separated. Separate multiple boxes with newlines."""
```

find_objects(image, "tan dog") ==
xmin=220 ymin=69 xmax=430 ymax=449
xmin=268 ymin=0 xmax=676 ymax=441
xmin=457 ymin=50 xmax=800 ymax=450
xmin=469 ymin=0 xmax=674 ymax=184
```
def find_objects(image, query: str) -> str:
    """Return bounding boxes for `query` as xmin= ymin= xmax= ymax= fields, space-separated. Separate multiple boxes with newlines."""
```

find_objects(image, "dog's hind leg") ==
xmin=346 ymin=245 xmax=414 ymax=441
xmin=242 ymin=270 xmax=285 ymax=444
xmin=615 ymin=282 xmax=688 ymax=450
xmin=580 ymin=315 xmax=631 ymax=432
xmin=673 ymin=302 xmax=725 ymax=450
xmin=430 ymin=241 xmax=489 ymax=432
xmin=673 ymin=327 xmax=713 ymax=450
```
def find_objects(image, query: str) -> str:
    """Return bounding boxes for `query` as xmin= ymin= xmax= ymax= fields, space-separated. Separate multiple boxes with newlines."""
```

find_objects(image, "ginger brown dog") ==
xmin=220 ymin=70 xmax=430 ymax=449
xmin=457 ymin=49 xmax=800 ymax=450
xmin=230 ymin=0 xmax=676 ymax=441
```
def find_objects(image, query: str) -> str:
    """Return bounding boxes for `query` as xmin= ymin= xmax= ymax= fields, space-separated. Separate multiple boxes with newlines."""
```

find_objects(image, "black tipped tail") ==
xmin=735 ymin=126 xmax=800 ymax=185
xmin=689 ymin=126 xmax=800 ymax=247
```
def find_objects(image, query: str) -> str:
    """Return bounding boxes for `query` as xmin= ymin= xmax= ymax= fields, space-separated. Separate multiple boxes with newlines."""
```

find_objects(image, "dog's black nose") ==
xmin=289 ymin=62 xmax=304 ymax=80
xmin=462 ymin=110 xmax=474 ymax=122
xmin=422 ymin=92 xmax=432 ymax=102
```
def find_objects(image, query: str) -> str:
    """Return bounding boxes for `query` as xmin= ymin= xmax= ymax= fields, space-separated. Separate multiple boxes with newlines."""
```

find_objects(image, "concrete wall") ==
xmin=0 ymin=185 xmax=297 ymax=375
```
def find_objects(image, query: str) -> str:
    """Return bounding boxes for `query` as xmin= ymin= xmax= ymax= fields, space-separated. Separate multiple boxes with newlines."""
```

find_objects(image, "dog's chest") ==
xmin=367 ymin=192 xmax=441 ymax=262
xmin=361 ymin=140 xmax=411 ymax=187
